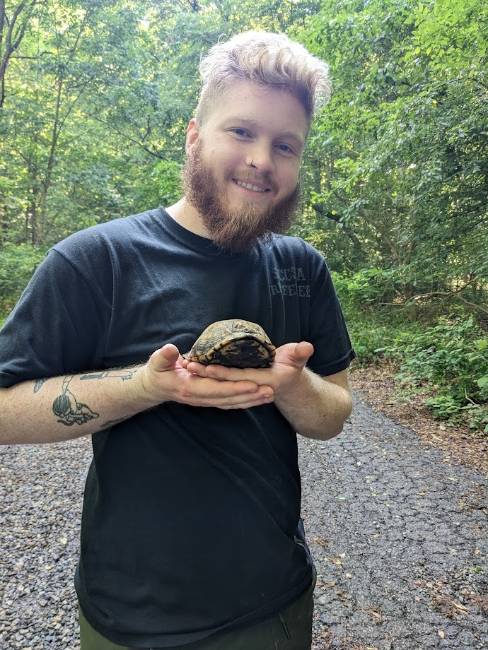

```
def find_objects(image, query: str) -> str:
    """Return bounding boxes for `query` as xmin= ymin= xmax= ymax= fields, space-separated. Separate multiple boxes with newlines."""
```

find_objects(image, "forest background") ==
xmin=0 ymin=0 xmax=487 ymax=433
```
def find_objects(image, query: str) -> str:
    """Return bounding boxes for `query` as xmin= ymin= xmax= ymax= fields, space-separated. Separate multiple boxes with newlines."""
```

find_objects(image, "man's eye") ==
xmin=231 ymin=128 xmax=251 ymax=138
xmin=277 ymin=143 xmax=294 ymax=155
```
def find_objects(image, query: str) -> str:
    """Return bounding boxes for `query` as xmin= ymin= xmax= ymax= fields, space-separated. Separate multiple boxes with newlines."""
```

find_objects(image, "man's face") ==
xmin=183 ymin=80 xmax=308 ymax=252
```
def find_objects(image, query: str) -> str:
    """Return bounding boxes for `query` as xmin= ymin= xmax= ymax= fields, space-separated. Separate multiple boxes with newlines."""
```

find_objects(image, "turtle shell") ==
xmin=185 ymin=319 xmax=276 ymax=368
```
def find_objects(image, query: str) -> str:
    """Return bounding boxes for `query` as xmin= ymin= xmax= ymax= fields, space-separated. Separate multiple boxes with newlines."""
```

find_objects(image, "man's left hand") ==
xmin=182 ymin=341 xmax=314 ymax=401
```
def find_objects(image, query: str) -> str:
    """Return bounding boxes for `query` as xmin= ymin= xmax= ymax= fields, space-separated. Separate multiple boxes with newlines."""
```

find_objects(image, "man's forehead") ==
xmin=203 ymin=79 xmax=309 ymax=141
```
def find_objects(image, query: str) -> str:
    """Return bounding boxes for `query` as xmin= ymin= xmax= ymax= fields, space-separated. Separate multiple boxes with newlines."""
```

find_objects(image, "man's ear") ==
xmin=186 ymin=118 xmax=200 ymax=154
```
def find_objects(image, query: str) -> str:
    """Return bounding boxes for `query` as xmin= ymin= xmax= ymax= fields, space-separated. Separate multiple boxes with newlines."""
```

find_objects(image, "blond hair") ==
xmin=195 ymin=31 xmax=331 ymax=126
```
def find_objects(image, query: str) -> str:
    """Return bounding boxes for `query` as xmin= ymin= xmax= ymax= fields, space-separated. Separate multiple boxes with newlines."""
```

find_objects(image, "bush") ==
xmin=333 ymin=268 xmax=387 ymax=310
xmin=346 ymin=316 xmax=397 ymax=365
xmin=333 ymin=266 xmax=488 ymax=432
xmin=0 ymin=243 xmax=47 ymax=313
xmin=388 ymin=316 xmax=488 ymax=431
xmin=333 ymin=268 xmax=408 ymax=312
xmin=333 ymin=269 xmax=424 ymax=365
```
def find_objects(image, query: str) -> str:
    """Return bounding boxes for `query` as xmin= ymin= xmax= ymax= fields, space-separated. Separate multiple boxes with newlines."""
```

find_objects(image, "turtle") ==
xmin=184 ymin=319 xmax=276 ymax=368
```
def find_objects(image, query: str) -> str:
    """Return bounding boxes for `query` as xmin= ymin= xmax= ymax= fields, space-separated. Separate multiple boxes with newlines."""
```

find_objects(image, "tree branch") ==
xmin=0 ymin=1 xmax=6 ymax=52
xmin=0 ymin=0 xmax=40 ymax=107
xmin=11 ymin=51 xmax=55 ymax=59
xmin=312 ymin=202 xmax=365 ymax=254
xmin=394 ymin=279 xmax=488 ymax=316
xmin=84 ymin=111 xmax=166 ymax=160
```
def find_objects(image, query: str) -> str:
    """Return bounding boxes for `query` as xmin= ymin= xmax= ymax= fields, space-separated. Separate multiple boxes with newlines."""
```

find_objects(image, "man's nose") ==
xmin=247 ymin=141 xmax=274 ymax=173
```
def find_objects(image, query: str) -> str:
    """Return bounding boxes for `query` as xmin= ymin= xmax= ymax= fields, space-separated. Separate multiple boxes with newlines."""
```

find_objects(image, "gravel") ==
xmin=0 ymin=437 xmax=90 ymax=649
xmin=302 ymin=396 xmax=488 ymax=649
xmin=1 ymin=393 xmax=487 ymax=649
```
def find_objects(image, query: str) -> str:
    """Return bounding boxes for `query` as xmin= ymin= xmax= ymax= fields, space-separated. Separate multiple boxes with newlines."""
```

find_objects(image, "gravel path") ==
xmin=1 ymin=394 xmax=487 ymax=649
xmin=303 ymin=397 xmax=488 ymax=649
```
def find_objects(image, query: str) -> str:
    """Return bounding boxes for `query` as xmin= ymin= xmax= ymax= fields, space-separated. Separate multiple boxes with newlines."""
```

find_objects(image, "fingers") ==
xmin=186 ymin=342 xmax=315 ymax=380
xmin=149 ymin=344 xmax=181 ymax=372
xmin=143 ymin=344 xmax=275 ymax=408
xmin=186 ymin=361 xmax=249 ymax=381
xmin=182 ymin=374 xmax=272 ymax=400
xmin=179 ymin=340 xmax=314 ymax=406
xmin=186 ymin=385 xmax=274 ymax=409
xmin=176 ymin=372 xmax=274 ymax=408
xmin=217 ymin=395 xmax=275 ymax=410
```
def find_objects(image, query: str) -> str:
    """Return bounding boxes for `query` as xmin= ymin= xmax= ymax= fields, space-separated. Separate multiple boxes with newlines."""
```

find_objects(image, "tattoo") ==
xmin=34 ymin=378 xmax=47 ymax=393
xmin=52 ymin=376 xmax=99 ymax=427
xmin=80 ymin=368 xmax=138 ymax=381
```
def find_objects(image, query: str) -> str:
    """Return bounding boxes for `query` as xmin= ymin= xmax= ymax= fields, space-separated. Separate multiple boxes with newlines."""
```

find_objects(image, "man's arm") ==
xmin=184 ymin=340 xmax=353 ymax=440
xmin=273 ymin=368 xmax=352 ymax=440
xmin=0 ymin=345 xmax=273 ymax=445
xmin=0 ymin=366 xmax=148 ymax=445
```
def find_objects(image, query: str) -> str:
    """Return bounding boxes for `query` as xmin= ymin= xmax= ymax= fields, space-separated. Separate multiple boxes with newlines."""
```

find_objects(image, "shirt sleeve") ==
xmin=0 ymin=249 xmax=109 ymax=388
xmin=305 ymin=248 xmax=356 ymax=377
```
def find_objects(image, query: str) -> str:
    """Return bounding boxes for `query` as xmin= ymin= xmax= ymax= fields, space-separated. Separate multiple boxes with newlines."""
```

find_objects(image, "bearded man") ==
xmin=0 ymin=31 xmax=355 ymax=650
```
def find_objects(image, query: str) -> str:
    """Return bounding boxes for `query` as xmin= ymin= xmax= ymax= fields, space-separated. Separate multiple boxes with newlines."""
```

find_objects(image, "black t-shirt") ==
xmin=0 ymin=208 xmax=355 ymax=647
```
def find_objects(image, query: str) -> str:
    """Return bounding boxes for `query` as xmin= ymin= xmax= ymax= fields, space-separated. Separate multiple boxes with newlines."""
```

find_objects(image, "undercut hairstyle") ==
xmin=195 ymin=30 xmax=331 ymax=127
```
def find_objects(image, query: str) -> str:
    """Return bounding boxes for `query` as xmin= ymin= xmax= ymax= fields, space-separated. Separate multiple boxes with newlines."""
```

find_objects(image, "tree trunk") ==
xmin=29 ymin=187 xmax=39 ymax=245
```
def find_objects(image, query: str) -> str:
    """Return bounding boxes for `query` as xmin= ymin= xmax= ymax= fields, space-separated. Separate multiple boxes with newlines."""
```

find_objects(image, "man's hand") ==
xmin=138 ymin=344 xmax=275 ymax=409
xmin=181 ymin=341 xmax=353 ymax=440
xmin=181 ymin=341 xmax=315 ymax=400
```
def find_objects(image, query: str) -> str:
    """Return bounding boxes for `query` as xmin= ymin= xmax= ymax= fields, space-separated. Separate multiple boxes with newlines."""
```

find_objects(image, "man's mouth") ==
xmin=232 ymin=179 xmax=271 ymax=193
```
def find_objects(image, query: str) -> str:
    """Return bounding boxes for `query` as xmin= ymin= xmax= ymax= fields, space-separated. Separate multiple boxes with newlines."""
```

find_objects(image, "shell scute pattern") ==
xmin=185 ymin=319 xmax=276 ymax=368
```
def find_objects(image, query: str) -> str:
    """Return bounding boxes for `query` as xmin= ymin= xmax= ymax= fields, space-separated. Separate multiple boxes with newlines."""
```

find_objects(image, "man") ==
xmin=0 ymin=31 xmax=355 ymax=649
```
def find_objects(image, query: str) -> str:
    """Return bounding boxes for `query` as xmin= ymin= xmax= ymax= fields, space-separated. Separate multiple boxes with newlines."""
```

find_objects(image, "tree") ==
xmin=0 ymin=0 xmax=42 ymax=107
xmin=292 ymin=0 xmax=487 ymax=314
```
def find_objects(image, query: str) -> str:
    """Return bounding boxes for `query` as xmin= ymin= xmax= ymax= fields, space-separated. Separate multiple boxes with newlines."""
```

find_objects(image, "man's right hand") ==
xmin=138 ymin=344 xmax=275 ymax=410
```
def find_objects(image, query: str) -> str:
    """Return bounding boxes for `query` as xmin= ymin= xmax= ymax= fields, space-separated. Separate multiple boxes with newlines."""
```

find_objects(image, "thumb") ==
xmin=293 ymin=341 xmax=314 ymax=365
xmin=149 ymin=344 xmax=181 ymax=372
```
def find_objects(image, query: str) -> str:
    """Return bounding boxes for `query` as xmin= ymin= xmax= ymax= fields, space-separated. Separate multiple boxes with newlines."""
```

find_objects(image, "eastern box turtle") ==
xmin=184 ymin=319 xmax=276 ymax=368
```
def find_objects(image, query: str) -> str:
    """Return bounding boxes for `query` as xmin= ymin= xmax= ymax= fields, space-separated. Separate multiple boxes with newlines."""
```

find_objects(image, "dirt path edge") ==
xmin=349 ymin=362 xmax=488 ymax=476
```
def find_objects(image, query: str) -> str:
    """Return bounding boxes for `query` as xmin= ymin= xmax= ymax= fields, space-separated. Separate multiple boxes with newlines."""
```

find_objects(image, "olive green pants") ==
xmin=79 ymin=578 xmax=315 ymax=650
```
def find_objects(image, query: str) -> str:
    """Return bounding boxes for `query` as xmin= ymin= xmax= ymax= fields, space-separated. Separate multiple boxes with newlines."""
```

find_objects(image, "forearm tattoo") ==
xmin=80 ymin=369 xmax=138 ymax=381
xmin=34 ymin=378 xmax=47 ymax=393
xmin=52 ymin=376 xmax=99 ymax=427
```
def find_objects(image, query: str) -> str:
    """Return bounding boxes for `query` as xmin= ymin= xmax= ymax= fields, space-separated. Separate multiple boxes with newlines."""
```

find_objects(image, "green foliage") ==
xmin=332 ymin=268 xmax=406 ymax=310
xmin=333 ymin=267 xmax=488 ymax=432
xmin=294 ymin=0 xmax=487 ymax=305
xmin=153 ymin=160 xmax=183 ymax=207
xmin=345 ymin=317 xmax=395 ymax=366
xmin=332 ymin=269 xmax=422 ymax=365
xmin=392 ymin=317 xmax=487 ymax=393
xmin=388 ymin=316 xmax=488 ymax=431
xmin=0 ymin=244 xmax=47 ymax=312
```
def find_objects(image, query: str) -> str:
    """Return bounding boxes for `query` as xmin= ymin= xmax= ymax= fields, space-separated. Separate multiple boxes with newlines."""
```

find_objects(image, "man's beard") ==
xmin=183 ymin=142 xmax=300 ymax=253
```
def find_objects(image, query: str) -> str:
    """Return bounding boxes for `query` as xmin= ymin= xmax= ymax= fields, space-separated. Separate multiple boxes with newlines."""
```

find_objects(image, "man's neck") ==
xmin=166 ymin=198 xmax=211 ymax=239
